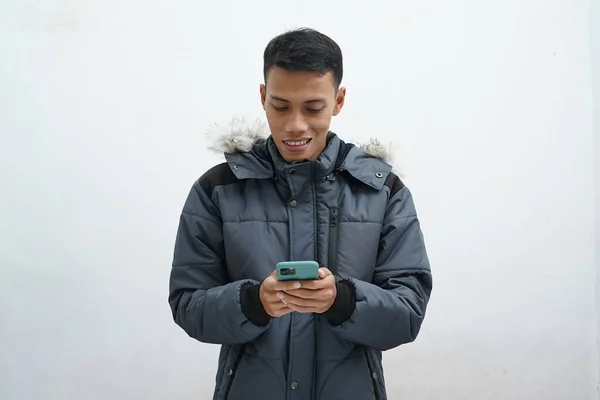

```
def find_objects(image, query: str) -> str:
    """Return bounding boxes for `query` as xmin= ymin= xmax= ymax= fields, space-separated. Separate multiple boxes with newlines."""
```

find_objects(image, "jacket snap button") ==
xmin=289 ymin=200 xmax=297 ymax=207
xmin=372 ymin=372 xmax=377 ymax=379
xmin=289 ymin=168 xmax=296 ymax=175
xmin=291 ymin=381 xmax=298 ymax=389
xmin=375 ymin=172 xmax=383 ymax=178
xmin=228 ymin=368 xmax=233 ymax=376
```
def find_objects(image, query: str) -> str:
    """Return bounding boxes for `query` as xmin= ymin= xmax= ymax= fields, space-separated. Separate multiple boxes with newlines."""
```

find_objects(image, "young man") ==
xmin=169 ymin=28 xmax=432 ymax=400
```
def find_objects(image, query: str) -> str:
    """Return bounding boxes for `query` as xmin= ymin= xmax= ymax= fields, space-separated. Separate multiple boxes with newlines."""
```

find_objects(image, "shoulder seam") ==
xmin=384 ymin=172 xmax=405 ymax=197
xmin=198 ymin=162 xmax=241 ymax=197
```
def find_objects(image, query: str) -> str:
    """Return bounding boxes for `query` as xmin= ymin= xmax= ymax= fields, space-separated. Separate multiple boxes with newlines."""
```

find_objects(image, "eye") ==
xmin=307 ymin=108 xmax=324 ymax=114
xmin=272 ymin=105 xmax=288 ymax=112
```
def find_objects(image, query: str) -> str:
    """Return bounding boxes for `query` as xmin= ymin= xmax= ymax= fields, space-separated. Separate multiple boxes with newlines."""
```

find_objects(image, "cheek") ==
xmin=266 ymin=109 xmax=332 ymax=133
xmin=311 ymin=114 xmax=332 ymax=133
xmin=265 ymin=111 xmax=283 ymax=129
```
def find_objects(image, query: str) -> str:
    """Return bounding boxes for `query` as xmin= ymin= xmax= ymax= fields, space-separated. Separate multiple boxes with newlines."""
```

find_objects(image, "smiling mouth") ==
xmin=283 ymin=138 xmax=312 ymax=146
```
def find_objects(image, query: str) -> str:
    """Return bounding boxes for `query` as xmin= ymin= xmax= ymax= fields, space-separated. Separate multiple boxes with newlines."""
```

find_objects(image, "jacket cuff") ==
xmin=240 ymin=282 xmax=271 ymax=327
xmin=324 ymin=280 xmax=356 ymax=326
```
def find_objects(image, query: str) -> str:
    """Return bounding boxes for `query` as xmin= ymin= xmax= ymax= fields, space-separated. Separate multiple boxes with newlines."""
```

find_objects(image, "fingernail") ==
xmin=276 ymin=292 xmax=283 ymax=299
xmin=293 ymin=282 xmax=301 ymax=289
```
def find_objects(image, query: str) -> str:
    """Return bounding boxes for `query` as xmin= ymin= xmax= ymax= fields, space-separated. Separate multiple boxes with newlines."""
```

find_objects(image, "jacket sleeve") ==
xmin=324 ymin=184 xmax=432 ymax=351
xmin=168 ymin=179 xmax=272 ymax=345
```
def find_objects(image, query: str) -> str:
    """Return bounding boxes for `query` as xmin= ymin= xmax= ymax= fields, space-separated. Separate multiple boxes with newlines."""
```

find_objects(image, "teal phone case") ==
xmin=276 ymin=261 xmax=319 ymax=281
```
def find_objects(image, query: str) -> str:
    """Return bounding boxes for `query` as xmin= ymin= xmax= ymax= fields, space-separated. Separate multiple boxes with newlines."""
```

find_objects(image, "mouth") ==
xmin=282 ymin=138 xmax=312 ymax=152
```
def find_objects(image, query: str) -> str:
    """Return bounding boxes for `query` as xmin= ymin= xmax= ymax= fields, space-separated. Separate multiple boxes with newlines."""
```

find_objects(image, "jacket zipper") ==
xmin=311 ymin=164 xmax=318 ymax=400
xmin=364 ymin=349 xmax=380 ymax=400
xmin=328 ymin=207 xmax=339 ymax=274
xmin=223 ymin=346 xmax=245 ymax=399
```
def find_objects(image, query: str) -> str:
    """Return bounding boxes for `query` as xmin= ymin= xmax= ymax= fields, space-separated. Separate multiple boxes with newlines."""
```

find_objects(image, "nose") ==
xmin=284 ymin=111 xmax=309 ymax=134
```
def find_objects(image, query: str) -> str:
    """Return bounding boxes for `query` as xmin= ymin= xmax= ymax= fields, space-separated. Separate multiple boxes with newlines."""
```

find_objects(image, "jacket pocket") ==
xmin=222 ymin=345 xmax=246 ymax=400
xmin=328 ymin=207 xmax=339 ymax=274
xmin=316 ymin=348 xmax=376 ymax=400
xmin=224 ymin=353 xmax=287 ymax=400
xmin=363 ymin=349 xmax=380 ymax=400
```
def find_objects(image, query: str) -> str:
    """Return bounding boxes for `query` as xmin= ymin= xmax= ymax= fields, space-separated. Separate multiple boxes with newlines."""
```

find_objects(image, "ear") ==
xmin=260 ymin=84 xmax=267 ymax=110
xmin=332 ymin=87 xmax=346 ymax=116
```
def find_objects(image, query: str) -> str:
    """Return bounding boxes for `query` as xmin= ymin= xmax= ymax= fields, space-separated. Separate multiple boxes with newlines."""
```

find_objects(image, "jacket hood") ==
xmin=206 ymin=118 xmax=399 ymax=169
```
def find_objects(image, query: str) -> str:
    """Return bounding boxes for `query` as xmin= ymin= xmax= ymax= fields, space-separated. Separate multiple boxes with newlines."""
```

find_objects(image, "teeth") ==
xmin=285 ymin=140 xmax=309 ymax=146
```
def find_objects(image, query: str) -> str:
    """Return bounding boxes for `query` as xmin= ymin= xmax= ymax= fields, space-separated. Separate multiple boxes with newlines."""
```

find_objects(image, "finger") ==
xmin=272 ymin=280 xmax=302 ymax=291
xmin=319 ymin=267 xmax=332 ymax=278
xmin=297 ymin=281 xmax=325 ymax=290
xmin=272 ymin=306 xmax=292 ymax=316
xmin=294 ymin=276 xmax=334 ymax=290
xmin=261 ymin=276 xmax=277 ymax=290
xmin=277 ymin=291 xmax=317 ymax=307
xmin=283 ymin=288 xmax=328 ymax=299
xmin=269 ymin=307 xmax=292 ymax=318
xmin=269 ymin=298 xmax=291 ymax=309
xmin=263 ymin=278 xmax=290 ymax=293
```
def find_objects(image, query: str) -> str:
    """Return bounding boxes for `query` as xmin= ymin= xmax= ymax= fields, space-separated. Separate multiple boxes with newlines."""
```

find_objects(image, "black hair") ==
xmin=263 ymin=27 xmax=343 ymax=89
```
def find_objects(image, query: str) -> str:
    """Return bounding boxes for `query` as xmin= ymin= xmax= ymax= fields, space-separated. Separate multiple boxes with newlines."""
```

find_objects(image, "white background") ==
xmin=1 ymin=1 xmax=598 ymax=399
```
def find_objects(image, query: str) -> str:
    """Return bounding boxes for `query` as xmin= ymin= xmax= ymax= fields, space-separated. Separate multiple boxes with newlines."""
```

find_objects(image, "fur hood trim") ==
xmin=206 ymin=117 xmax=399 ymax=171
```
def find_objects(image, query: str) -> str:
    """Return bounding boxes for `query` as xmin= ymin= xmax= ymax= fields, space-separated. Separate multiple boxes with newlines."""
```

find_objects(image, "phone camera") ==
xmin=280 ymin=268 xmax=295 ymax=275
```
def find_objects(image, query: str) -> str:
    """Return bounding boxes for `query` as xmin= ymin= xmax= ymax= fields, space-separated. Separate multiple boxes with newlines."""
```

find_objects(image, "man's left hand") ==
xmin=277 ymin=268 xmax=337 ymax=313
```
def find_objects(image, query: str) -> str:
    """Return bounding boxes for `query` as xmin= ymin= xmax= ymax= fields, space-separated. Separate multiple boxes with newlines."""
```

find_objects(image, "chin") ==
xmin=281 ymin=153 xmax=308 ymax=162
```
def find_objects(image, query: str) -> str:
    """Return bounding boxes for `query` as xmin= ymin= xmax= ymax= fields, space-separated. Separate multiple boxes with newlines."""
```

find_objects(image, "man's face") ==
xmin=260 ymin=67 xmax=346 ymax=162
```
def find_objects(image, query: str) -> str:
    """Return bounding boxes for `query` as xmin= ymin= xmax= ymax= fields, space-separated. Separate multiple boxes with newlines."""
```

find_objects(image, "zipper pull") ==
xmin=330 ymin=208 xmax=338 ymax=227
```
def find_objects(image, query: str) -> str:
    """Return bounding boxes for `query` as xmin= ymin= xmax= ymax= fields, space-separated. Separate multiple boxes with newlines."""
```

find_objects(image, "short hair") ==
xmin=263 ymin=27 xmax=343 ymax=89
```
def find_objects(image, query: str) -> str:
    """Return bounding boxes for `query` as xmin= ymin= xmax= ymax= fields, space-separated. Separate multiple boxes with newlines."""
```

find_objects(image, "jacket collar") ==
xmin=210 ymin=118 xmax=395 ymax=190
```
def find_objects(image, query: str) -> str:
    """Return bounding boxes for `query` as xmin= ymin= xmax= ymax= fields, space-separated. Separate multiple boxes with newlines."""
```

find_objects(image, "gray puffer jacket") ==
xmin=169 ymin=120 xmax=432 ymax=400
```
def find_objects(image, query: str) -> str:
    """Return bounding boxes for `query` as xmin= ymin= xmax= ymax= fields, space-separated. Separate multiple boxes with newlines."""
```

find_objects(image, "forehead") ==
xmin=265 ymin=67 xmax=336 ymax=100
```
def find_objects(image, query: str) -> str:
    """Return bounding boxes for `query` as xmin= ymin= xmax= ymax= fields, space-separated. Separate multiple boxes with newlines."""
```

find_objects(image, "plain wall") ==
xmin=0 ymin=1 xmax=598 ymax=399
xmin=593 ymin=0 xmax=600 ymax=395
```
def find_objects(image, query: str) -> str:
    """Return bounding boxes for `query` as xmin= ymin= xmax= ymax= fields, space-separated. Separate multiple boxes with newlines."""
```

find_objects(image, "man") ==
xmin=169 ymin=27 xmax=432 ymax=400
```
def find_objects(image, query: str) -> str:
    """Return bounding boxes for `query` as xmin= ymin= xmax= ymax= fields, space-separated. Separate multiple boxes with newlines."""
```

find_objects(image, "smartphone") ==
xmin=276 ymin=261 xmax=320 ymax=281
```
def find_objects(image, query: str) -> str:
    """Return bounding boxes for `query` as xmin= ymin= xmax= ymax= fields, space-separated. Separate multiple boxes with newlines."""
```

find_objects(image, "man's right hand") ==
xmin=259 ymin=270 xmax=301 ymax=318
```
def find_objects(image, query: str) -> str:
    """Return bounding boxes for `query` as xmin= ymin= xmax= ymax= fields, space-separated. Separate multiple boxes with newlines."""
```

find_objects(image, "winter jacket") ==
xmin=168 ymin=120 xmax=432 ymax=400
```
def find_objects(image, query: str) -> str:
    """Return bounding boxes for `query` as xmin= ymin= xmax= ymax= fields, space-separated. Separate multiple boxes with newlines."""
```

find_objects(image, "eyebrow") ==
xmin=269 ymin=95 xmax=325 ymax=104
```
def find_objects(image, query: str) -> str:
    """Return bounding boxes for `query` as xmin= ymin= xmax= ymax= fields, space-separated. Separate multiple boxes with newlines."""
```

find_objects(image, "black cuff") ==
xmin=240 ymin=282 xmax=271 ymax=327
xmin=323 ymin=280 xmax=356 ymax=326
